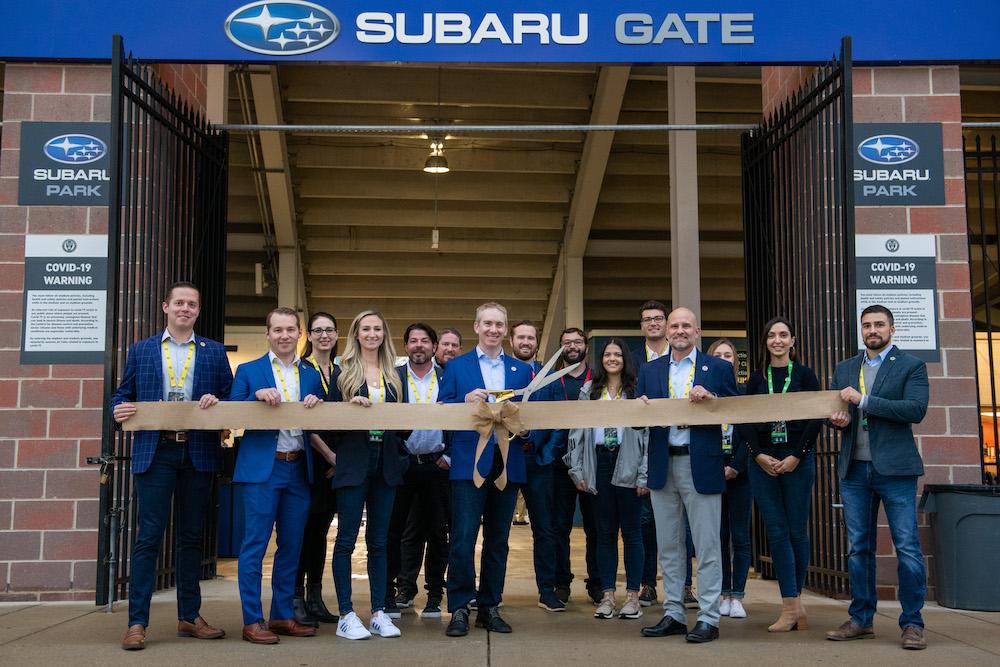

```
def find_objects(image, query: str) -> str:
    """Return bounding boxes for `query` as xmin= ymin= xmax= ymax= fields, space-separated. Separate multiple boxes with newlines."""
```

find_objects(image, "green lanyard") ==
xmin=766 ymin=362 xmax=793 ymax=394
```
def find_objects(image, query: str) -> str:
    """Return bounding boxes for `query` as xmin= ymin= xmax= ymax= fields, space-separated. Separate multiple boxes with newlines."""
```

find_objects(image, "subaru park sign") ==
xmin=18 ymin=122 xmax=111 ymax=206
xmin=853 ymin=123 xmax=945 ymax=206
xmin=1 ymin=1 xmax=999 ymax=62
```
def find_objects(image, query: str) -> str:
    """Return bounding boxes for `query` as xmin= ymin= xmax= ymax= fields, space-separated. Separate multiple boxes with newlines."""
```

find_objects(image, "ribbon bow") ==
xmin=471 ymin=401 xmax=526 ymax=490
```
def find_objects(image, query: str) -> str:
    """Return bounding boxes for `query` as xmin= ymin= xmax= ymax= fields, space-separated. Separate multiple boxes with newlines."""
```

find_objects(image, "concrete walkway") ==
xmin=2 ymin=527 xmax=999 ymax=666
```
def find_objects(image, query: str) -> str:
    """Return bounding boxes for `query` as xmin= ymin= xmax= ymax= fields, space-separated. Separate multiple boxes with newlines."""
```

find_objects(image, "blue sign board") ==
xmin=1 ymin=1 xmax=997 ymax=63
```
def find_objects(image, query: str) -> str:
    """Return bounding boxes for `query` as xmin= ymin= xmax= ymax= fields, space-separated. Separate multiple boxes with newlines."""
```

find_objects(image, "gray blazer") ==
xmin=829 ymin=345 xmax=929 ymax=478
xmin=564 ymin=382 xmax=649 ymax=492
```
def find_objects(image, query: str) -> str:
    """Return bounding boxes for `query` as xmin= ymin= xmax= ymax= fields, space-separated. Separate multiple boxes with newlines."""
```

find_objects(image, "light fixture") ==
xmin=423 ymin=139 xmax=450 ymax=173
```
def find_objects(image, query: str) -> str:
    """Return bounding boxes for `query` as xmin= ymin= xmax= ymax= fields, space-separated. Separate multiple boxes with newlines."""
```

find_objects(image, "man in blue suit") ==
xmin=231 ymin=307 xmax=324 ymax=645
xmin=112 ymin=281 xmax=233 ymax=651
xmin=637 ymin=307 xmax=738 ymax=644
xmin=440 ymin=302 xmax=533 ymax=637
xmin=826 ymin=305 xmax=930 ymax=650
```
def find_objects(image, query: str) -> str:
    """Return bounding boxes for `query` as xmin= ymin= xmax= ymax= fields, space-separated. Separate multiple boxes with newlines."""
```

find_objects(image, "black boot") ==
xmin=305 ymin=584 xmax=339 ymax=623
xmin=293 ymin=586 xmax=318 ymax=627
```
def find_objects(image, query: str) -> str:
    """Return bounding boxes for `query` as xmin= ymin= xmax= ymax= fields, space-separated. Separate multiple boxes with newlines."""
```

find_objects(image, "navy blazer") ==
xmin=637 ymin=349 xmax=739 ymax=494
xmin=111 ymin=333 xmax=233 ymax=474
xmin=328 ymin=376 xmax=407 ymax=489
xmin=830 ymin=345 xmax=929 ymax=478
xmin=230 ymin=354 xmax=323 ymax=484
xmin=439 ymin=349 xmax=532 ymax=484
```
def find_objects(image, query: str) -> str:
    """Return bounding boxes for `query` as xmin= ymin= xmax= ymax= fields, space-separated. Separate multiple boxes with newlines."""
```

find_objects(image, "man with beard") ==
xmin=542 ymin=328 xmax=601 ymax=605
xmin=386 ymin=324 xmax=451 ymax=619
xmin=507 ymin=320 xmax=564 ymax=611
xmin=826 ymin=305 xmax=929 ymax=650
xmin=435 ymin=328 xmax=463 ymax=368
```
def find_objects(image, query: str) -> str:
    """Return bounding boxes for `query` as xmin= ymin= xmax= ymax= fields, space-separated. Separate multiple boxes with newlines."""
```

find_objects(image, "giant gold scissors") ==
xmin=487 ymin=348 xmax=580 ymax=403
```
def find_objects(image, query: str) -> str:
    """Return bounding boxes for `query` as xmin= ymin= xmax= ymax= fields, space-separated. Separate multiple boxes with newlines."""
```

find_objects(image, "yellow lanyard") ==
xmin=858 ymin=362 xmax=868 ymax=396
xmin=407 ymin=368 xmax=436 ymax=404
xmin=162 ymin=339 xmax=195 ymax=391
xmin=645 ymin=344 xmax=664 ymax=362
xmin=306 ymin=356 xmax=329 ymax=395
xmin=601 ymin=385 xmax=623 ymax=400
xmin=273 ymin=359 xmax=299 ymax=402
xmin=668 ymin=359 xmax=696 ymax=399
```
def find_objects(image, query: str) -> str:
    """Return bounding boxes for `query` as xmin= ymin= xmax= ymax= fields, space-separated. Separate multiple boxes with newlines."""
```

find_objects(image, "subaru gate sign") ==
xmin=853 ymin=123 xmax=944 ymax=206
xmin=18 ymin=122 xmax=112 ymax=206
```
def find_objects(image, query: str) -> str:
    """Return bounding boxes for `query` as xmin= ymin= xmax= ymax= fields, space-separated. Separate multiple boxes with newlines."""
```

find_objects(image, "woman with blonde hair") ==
xmin=328 ymin=310 xmax=407 ymax=640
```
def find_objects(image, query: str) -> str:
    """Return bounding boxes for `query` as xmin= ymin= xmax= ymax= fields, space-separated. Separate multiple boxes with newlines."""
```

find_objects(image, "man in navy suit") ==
xmin=826 ymin=305 xmax=930 ymax=650
xmin=112 ymin=281 xmax=233 ymax=651
xmin=440 ymin=302 xmax=534 ymax=637
xmin=231 ymin=307 xmax=324 ymax=645
xmin=637 ymin=307 xmax=738 ymax=644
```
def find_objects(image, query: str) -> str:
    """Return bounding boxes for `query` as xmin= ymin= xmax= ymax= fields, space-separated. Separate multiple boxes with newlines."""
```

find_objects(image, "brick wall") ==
xmin=761 ymin=65 xmax=980 ymax=601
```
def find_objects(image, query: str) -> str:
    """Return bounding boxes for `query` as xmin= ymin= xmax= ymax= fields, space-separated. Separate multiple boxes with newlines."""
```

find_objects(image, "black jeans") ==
xmin=593 ymin=447 xmax=643 ymax=592
xmin=551 ymin=458 xmax=599 ymax=589
xmin=387 ymin=457 xmax=450 ymax=600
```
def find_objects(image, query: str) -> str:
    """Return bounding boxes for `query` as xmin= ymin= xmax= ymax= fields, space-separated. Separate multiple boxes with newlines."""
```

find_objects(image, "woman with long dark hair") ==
xmin=564 ymin=338 xmax=649 ymax=621
xmin=745 ymin=317 xmax=821 ymax=632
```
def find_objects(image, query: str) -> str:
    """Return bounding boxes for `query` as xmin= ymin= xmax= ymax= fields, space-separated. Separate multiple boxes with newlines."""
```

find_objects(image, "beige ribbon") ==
xmin=470 ymin=402 xmax=526 ymax=490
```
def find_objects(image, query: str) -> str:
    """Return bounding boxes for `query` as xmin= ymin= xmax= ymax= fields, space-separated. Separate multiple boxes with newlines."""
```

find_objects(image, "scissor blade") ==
xmin=522 ymin=348 xmax=564 ymax=398
xmin=528 ymin=362 xmax=581 ymax=395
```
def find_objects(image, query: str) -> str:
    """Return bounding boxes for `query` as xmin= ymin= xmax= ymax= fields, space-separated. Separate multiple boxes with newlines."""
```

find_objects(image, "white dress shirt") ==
xmin=268 ymin=351 xmax=304 ymax=452
xmin=404 ymin=363 xmax=445 ymax=455
xmin=668 ymin=347 xmax=698 ymax=446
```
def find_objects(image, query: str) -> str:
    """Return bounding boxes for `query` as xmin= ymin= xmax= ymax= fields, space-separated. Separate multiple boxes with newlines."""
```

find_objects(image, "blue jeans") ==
xmin=593 ymin=447 xmax=643 ymax=592
xmin=129 ymin=440 xmax=212 ymax=627
xmin=552 ymin=458 xmax=599 ymax=589
xmin=749 ymin=450 xmax=815 ymax=598
xmin=447 ymin=453 xmax=518 ymax=612
xmin=721 ymin=475 xmax=753 ymax=597
xmin=840 ymin=460 xmax=926 ymax=629
xmin=519 ymin=455 xmax=557 ymax=594
xmin=333 ymin=446 xmax=397 ymax=614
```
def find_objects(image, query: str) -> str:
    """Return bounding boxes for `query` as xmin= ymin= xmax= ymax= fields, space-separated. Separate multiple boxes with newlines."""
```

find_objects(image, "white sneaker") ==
xmin=336 ymin=611 xmax=372 ymax=640
xmin=719 ymin=598 xmax=732 ymax=616
xmin=369 ymin=610 xmax=402 ymax=638
xmin=729 ymin=599 xmax=747 ymax=618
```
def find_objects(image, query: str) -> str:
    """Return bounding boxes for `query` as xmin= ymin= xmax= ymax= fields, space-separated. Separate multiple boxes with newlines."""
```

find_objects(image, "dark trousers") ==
xmin=519 ymin=455 xmax=557 ymax=594
xmin=721 ymin=475 xmax=753 ymax=597
xmin=333 ymin=446 xmax=397 ymax=614
xmin=447 ymin=453 xmax=518 ymax=613
xmin=552 ymin=458 xmax=598 ymax=589
xmin=640 ymin=495 xmax=657 ymax=588
xmin=296 ymin=510 xmax=335 ymax=589
xmin=128 ymin=440 xmax=212 ymax=627
xmin=594 ymin=447 xmax=643 ymax=592
xmin=387 ymin=457 xmax=450 ymax=600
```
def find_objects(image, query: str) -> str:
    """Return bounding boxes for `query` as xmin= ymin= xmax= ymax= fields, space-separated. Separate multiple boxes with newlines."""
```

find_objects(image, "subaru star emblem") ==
xmin=43 ymin=134 xmax=107 ymax=165
xmin=225 ymin=1 xmax=339 ymax=56
xmin=857 ymin=134 xmax=920 ymax=165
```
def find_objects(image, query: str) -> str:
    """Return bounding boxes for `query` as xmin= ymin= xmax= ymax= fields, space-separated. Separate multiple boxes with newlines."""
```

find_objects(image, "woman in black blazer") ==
xmin=745 ymin=317 xmax=821 ymax=633
xmin=328 ymin=310 xmax=406 ymax=640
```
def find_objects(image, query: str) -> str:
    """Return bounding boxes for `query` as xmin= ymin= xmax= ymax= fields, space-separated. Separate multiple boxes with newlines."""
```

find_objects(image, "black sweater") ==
xmin=745 ymin=363 xmax=822 ymax=460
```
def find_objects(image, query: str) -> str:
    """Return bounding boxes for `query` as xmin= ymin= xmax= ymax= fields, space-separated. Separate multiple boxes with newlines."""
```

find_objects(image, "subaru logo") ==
xmin=43 ymin=134 xmax=107 ymax=165
xmin=857 ymin=134 xmax=920 ymax=165
xmin=225 ymin=1 xmax=339 ymax=56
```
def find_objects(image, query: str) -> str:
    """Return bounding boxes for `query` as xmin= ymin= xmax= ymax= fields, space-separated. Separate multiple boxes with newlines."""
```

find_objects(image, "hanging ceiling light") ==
xmin=423 ymin=139 xmax=449 ymax=174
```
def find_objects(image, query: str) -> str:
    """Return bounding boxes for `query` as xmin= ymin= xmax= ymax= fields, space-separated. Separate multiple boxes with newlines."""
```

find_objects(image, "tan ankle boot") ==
xmin=767 ymin=597 xmax=801 ymax=632
xmin=795 ymin=597 xmax=809 ymax=630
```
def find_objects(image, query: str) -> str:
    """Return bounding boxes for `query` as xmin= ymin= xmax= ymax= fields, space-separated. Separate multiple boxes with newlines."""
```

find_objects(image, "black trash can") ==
xmin=918 ymin=484 xmax=1000 ymax=611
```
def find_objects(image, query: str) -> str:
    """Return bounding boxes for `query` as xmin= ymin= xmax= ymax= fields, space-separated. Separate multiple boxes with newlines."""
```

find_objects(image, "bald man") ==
xmin=636 ymin=307 xmax=738 ymax=644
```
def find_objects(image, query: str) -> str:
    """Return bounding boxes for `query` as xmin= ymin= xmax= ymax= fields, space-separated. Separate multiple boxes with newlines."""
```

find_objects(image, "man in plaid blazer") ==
xmin=111 ymin=281 xmax=233 ymax=651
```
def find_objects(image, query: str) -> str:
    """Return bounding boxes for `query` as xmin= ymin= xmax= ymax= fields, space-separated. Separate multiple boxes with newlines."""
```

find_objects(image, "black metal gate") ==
xmin=96 ymin=36 xmax=229 ymax=605
xmin=741 ymin=37 xmax=856 ymax=597
xmin=965 ymin=133 xmax=1000 ymax=485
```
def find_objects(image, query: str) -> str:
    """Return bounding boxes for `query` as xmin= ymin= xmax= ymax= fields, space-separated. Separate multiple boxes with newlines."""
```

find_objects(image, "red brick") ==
xmin=0 ymin=439 xmax=14 ymax=467
xmin=950 ymin=465 xmax=982 ymax=484
xmin=2 ymin=92 xmax=33 ymax=121
xmin=919 ymin=435 xmax=981 ymax=464
xmin=948 ymin=405 xmax=981 ymax=437
xmin=0 ymin=292 xmax=22 ymax=320
xmin=0 ymin=177 xmax=17 ymax=205
xmin=26 ymin=206 xmax=88 ymax=234
xmin=44 ymin=469 xmax=99 ymax=499
xmin=39 ymin=591 xmax=94 ymax=601
xmin=909 ymin=207 xmax=966 ymax=233
xmin=904 ymin=95 xmax=961 ymax=122
xmin=0 ymin=350 xmax=49 ymax=378
xmin=88 ymin=206 xmax=108 ymax=234
xmin=71 ymin=560 xmax=98 ymax=591
xmin=921 ymin=464 xmax=952 ymax=485
xmin=941 ymin=291 xmax=973 ymax=319
xmin=0 ymin=232 xmax=26 ymax=261
xmin=32 ymin=94 xmax=93 ymax=122
xmin=914 ymin=406 xmax=946 ymax=436
xmin=0 ymin=149 xmax=20 ymax=178
xmin=876 ymin=584 xmax=897 ymax=600
xmin=13 ymin=499 xmax=75 ymax=529
xmin=928 ymin=377 xmax=977 ymax=407
xmin=0 ymin=470 xmax=45 ymax=498
xmin=4 ymin=65 xmax=64 ymax=93
xmin=931 ymin=68 xmax=961 ymax=95
xmin=63 ymin=67 xmax=111 ymax=95
xmin=19 ymin=379 xmax=81 ymax=408
xmin=49 ymin=408 xmax=102 ymax=438
xmin=0 ymin=263 xmax=24 ymax=291
xmin=0 ymin=530 xmax=41 ymax=559
xmin=9 ymin=561 xmax=71 ymax=592
xmin=854 ymin=96 xmax=903 ymax=123
xmin=855 ymin=206 xmax=907 ymax=234
xmin=77 ymin=438 xmax=100 ymax=467
xmin=91 ymin=95 xmax=111 ymax=123
xmin=81 ymin=380 xmax=104 ymax=408
xmin=853 ymin=68 xmax=873 ymax=95
xmin=943 ymin=346 xmax=976 ymax=379
xmin=873 ymin=68 xmax=930 ymax=96
xmin=942 ymin=122 xmax=963 ymax=149
xmin=0 ymin=321 xmax=22 ymax=351
xmin=16 ymin=439 xmax=78 ymax=469
xmin=937 ymin=233 xmax=969 ymax=262
xmin=938 ymin=320 xmax=974 ymax=347
xmin=43 ymin=530 xmax=97 ymax=560
xmin=942 ymin=149 xmax=965 ymax=179
xmin=876 ymin=554 xmax=898 ymax=584
xmin=1 ymin=122 xmax=21 ymax=149
xmin=945 ymin=178 xmax=966 ymax=205
xmin=52 ymin=364 xmax=103 ymax=379
xmin=75 ymin=498 xmax=100 ymax=529
xmin=936 ymin=263 xmax=970 ymax=290
xmin=0 ymin=208 xmax=27 ymax=234
xmin=0 ymin=379 xmax=17 ymax=407
xmin=0 ymin=409 xmax=47 ymax=437
xmin=925 ymin=361 xmax=944 ymax=379
xmin=0 ymin=500 xmax=11 ymax=529
xmin=876 ymin=525 xmax=895 ymax=556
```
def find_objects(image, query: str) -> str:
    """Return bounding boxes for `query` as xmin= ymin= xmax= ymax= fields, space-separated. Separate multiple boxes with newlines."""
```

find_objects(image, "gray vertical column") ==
xmin=667 ymin=67 xmax=701 ymax=320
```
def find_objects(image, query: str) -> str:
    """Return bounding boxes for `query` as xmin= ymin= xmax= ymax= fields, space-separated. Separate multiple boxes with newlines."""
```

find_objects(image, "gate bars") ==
xmin=741 ymin=37 xmax=856 ymax=597
xmin=96 ymin=35 xmax=229 ymax=606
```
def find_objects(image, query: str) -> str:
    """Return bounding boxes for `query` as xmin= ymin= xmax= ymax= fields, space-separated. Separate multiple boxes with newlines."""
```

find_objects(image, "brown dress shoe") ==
xmin=121 ymin=624 xmax=146 ymax=650
xmin=177 ymin=615 xmax=226 ymax=639
xmin=242 ymin=621 xmax=280 ymax=644
xmin=901 ymin=626 xmax=927 ymax=650
xmin=826 ymin=619 xmax=875 ymax=641
xmin=268 ymin=619 xmax=317 ymax=637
